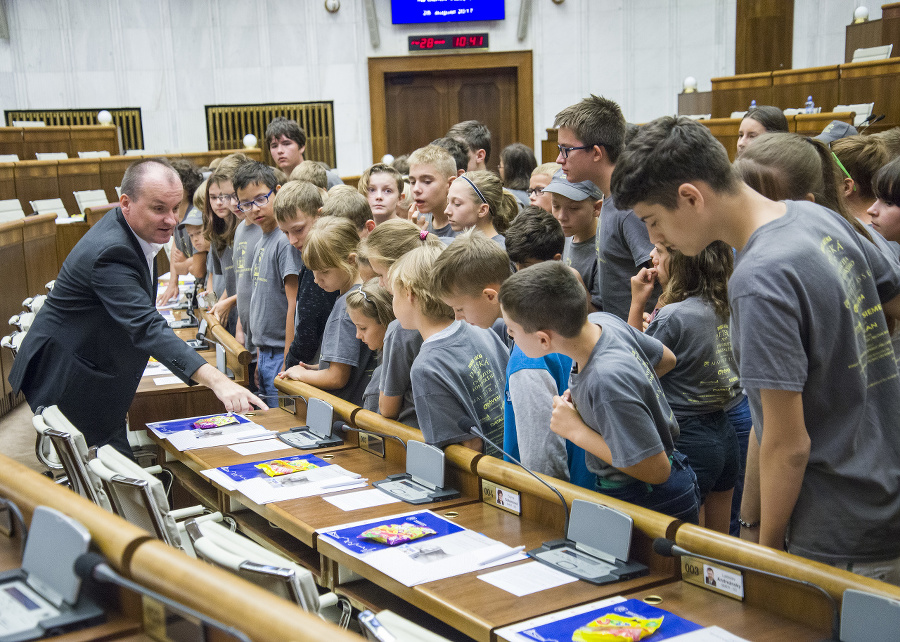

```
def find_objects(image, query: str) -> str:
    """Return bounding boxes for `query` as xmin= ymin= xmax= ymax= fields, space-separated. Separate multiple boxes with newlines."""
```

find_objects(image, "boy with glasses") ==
xmin=233 ymin=162 xmax=301 ymax=405
xmin=554 ymin=95 xmax=658 ymax=320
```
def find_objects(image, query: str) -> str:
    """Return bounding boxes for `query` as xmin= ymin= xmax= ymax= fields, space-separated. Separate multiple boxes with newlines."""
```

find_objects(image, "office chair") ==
xmin=87 ymin=445 xmax=222 ymax=556
xmin=358 ymin=610 xmax=453 ymax=642
xmin=184 ymin=518 xmax=349 ymax=627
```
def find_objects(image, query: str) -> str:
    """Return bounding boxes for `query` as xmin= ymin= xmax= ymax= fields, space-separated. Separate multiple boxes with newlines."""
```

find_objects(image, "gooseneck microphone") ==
xmin=333 ymin=421 xmax=407 ymax=450
xmin=458 ymin=418 xmax=570 ymax=533
xmin=74 ymin=552 xmax=252 ymax=642
xmin=652 ymin=538 xmax=839 ymax=641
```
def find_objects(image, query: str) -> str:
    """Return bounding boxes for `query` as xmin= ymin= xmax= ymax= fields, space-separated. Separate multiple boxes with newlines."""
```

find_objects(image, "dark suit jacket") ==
xmin=10 ymin=207 xmax=207 ymax=446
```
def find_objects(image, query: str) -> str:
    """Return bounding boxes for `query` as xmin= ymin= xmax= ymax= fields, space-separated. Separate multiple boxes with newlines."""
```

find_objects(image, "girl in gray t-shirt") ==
xmin=631 ymin=241 xmax=745 ymax=535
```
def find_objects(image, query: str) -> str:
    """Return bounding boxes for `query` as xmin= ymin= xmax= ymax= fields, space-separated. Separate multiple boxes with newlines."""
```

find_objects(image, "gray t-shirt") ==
xmin=411 ymin=321 xmax=509 ymax=454
xmin=379 ymin=320 xmax=422 ymax=428
xmin=362 ymin=363 xmax=382 ymax=413
xmin=564 ymin=236 xmax=602 ymax=310
xmin=596 ymin=195 xmax=658 ymax=319
xmin=730 ymin=200 xmax=900 ymax=563
xmin=210 ymin=243 xmax=235 ymax=299
xmin=868 ymin=224 xmax=900 ymax=365
xmin=233 ymin=221 xmax=262 ymax=349
xmin=249 ymin=228 xmax=301 ymax=350
xmin=424 ymin=214 xmax=455 ymax=239
xmin=318 ymin=285 xmax=378 ymax=406
xmin=571 ymin=312 xmax=675 ymax=483
xmin=646 ymin=297 xmax=742 ymax=416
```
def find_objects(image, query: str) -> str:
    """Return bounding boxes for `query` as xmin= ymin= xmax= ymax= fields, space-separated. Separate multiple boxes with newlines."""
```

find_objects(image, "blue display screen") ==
xmin=391 ymin=0 xmax=505 ymax=24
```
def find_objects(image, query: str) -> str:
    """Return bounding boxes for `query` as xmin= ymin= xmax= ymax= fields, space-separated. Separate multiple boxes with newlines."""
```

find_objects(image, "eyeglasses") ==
xmin=210 ymin=194 xmax=236 ymax=203
xmin=526 ymin=187 xmax=544 ymax=196
xmin=235 ymin=189 xmax=274 ymax=213
xmin=557 ymin=143 xmax=595 ymax=159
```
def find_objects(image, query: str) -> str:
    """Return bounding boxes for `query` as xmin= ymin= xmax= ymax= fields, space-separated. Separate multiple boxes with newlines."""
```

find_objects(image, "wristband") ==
xmin=738 ymin=517 xmax=760 ymax=529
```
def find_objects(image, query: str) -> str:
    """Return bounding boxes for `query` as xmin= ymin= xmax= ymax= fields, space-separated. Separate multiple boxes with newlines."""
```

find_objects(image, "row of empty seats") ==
xmin=0 ymin=151 xmax=111 ymax=162
xmin=728 ymin=101 xmax=875 ymax=126
xmin=0 ymin=189 xmax=112 ymax=223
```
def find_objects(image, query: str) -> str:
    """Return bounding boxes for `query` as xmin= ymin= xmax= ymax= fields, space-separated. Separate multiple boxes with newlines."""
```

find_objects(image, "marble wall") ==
xmin=0 ymin=0 xmax=876 ymax=175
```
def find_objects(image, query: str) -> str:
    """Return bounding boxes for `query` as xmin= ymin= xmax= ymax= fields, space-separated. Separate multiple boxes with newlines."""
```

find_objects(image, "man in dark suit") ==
xmin=10 ymin=158 xmax=265 ymax=455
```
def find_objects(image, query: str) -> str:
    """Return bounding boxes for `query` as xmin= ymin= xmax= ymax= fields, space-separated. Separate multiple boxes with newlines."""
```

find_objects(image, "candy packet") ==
xmin=572 ymin=614 xmax=663 ymax=642
xmin=193 ymin=415 xmax=240 ymax=430
xmin=357 ymin=523 xmax=437 ymax=546
xmin=255 ymin=459 xmax=319 ymax=477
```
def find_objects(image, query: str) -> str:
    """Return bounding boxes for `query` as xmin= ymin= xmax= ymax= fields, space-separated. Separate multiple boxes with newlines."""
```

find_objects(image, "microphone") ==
xmin=652 ymin=538 xmax=839 ymax=641
xmin=457 ymin=418 xmax=570 ymax=533
xmin=334 ymin=421 xmax=407 ymax=450
xmin=74 ymin=552 xmax=252 ymax=642
xmin=858 ymin=113 xmax=885 ymax=133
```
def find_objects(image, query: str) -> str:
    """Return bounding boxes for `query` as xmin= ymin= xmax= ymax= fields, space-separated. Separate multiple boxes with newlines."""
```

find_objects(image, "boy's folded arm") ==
xmin=654 ymin=346 xmax=677 ymax=378
xmin=378 ymin=393 xmax=403 ymax=419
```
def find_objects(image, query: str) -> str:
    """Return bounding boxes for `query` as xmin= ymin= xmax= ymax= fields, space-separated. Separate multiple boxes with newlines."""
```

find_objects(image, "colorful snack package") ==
xmin=357 ymin=523 xmax=437 ymax=546
xmin=255 ymin=459 xmax=319 ymax=477
xmin=193 ymin=415 xmax=240 ymax=430
xmin=572 ymin=614 xmax=663 ymax=642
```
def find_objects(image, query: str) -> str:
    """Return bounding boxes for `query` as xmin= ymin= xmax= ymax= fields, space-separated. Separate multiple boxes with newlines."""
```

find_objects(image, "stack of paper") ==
xmin=146 ymin=413 xmax=271 ymax=451
xmin=317 ymin=510 xmax=527 ymax=586
xmin=200 ymin=453 xmax=367 ymax=504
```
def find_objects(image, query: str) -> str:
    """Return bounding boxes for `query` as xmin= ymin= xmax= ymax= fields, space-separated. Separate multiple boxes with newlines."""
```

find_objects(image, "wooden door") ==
xmin=370 ymin=52 xmax=534 ymax=173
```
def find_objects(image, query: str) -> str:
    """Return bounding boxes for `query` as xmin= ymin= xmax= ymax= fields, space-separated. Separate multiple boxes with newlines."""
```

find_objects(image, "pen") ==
xmin=321 ymin=478 xmax=368 ymax=490
xmin=235 ymin=432 xmax=276 ymax=441
xmin=478 ymin=545 xmax=526 ymax=566
xmin=195 ymin=429 xmax=223 ymax=438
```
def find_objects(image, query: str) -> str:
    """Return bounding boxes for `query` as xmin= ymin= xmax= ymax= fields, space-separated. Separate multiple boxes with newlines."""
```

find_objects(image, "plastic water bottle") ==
xmin=805 ymin=96 xmax=815 ymax=114
xmin=749 ymin=99 xmax=757 ymax=110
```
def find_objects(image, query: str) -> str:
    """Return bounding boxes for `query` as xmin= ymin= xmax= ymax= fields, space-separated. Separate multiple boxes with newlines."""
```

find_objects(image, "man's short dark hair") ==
xmin=430 ymin=136 xmax=469 ymax=173
xmin=233 ymin=161 xmax=279 ymax=192
xmin=265 ymin=116 xmax=307 ymax=150
xmin=505 ymin=206 xmax=565 ymax=265
xmin=499 ymin=261 xmax=587 ymax=338
xmin=554 ymin=95 xmax=626 ymax=163
xmin=447 ymin=120 xmax=492 ymax=163
xmin=121 ymin=158 xmax=177 ymax=201
xmin=169 ymin=158 xmax=203 ymax=202
xmin=611 ymin=116 xmax=739 ymax=211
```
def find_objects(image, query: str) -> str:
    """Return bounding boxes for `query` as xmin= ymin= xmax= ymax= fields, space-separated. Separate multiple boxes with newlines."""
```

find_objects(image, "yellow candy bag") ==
xmin=572 ymin=614 xmax=663 ymax=642
xmin=255 ymin=459 xmax=319 ymax=477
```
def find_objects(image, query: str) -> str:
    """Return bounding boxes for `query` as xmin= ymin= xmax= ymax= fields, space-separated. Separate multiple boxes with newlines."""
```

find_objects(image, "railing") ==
xmin=5 ymin=108 xmax=144 ymax=152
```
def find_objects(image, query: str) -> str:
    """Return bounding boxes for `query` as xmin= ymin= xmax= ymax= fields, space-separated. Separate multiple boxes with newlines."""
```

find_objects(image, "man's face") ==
xmin=556 ymin=127 xmax=596 ymax=184
xmin=121 ymin=171 xmax=183 ymax=244
xmin=278 ymin=210 xmax=316 ymax=251
xmin=634 ymin=200 xmax=706 ymax=256
xmin=269 ymin=135 xmax=304 ymax=173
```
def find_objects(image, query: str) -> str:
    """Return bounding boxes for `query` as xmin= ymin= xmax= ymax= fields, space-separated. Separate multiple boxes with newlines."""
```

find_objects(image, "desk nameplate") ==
xmin=681 ymin=555 xmax=744 ymax=601
xmin=481 ymin=479 xmax=520 ymax=516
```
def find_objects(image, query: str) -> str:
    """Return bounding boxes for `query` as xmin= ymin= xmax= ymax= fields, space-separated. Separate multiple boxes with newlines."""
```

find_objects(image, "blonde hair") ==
xmin=359 ymin=219 xmax=443 ymax=268
xmin=346 ymin=278 xmax=395 ymax=328
xmin=533 ymin=162 xmax=561 ymax=178
xmin=388 ymin=245 xmax=454 ymax=321
xmin=216 ymin=153 xmax=251 ymax=179
xmin=274 ymin=180 xmax=323 ymax=223
xmin=358 ymin=163 xmax=404 ymax=195
xmin=432 ymin=228 xmax=512 ymax=297
xmin=322 ymin=187 xmax=372 ymax=231
xmin=408 ymin=144 xmax=457 ymax=179
xmin=456 ymin=170 xmax=517 ymax=233
xmin=290 ymin=160 xmax=328 ymax=189
xmin=302 ymin=216 xmax=360 ymax=280
xmin=192 ymin=179 xmax=207 ymax=214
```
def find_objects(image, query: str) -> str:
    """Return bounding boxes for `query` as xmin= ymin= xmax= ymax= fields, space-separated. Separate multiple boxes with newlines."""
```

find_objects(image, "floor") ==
xmin=0 ymin=401 xmax=44 ymax=473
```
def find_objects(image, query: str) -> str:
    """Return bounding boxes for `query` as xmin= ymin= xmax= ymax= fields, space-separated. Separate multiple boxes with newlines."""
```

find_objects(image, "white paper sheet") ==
xmin=237 ymin=465 xmax=368 ymax=504
xmin=143 ymin=361 xmax=174 ymax=377
xmin=667 ymin=629 xmax=750 ymax=641
xmin=166 ymin=423 xmax=269 ymax=451
xmin=228 ymin=436 xmax=288 ymax=456
xmin=153 ymin=375 xmax=183 ymax=386
xmin=323 ymin=489 xmax=402 ymax=511
xmin=477 ymin=561 xmax=578 ymax=596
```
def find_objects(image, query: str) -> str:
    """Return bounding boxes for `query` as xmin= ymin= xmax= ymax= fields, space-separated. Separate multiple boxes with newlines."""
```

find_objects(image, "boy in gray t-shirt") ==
xmin=611 ymin=116 xmax=900 ymax=576
xmin=318 ymin=286 xmax=378 ymax=406
xmin=379 ymin=320 xmax=422 ymax=428
xmin=233 ymin=219 xmax=262 ymax=349
xmin=499 ymin=262 xmax=699 ymax=523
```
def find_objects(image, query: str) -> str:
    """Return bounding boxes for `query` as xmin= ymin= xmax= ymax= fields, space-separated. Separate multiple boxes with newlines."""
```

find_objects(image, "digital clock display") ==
xmin=408 ymin=33 xmax=489 ymax=52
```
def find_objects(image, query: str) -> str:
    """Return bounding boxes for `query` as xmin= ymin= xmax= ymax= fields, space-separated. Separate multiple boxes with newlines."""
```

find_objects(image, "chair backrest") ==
xmin=9 ymin=311 xmax=35 ymax=331
xmin=2 ymin=331 xmax=27 ymax=356
xmin=77 ymin=150 xmax=111 ymax=158
xmin=0 ymin=199 xmax=25 ymax=222
xmin=833 ymin=103 xmax=874 ymax=127
xmin=124 ymin=150 xmax=144 ymax=156
xmin=360 ymin=610 xmax=452 ymax=642
xmin=73 ymin=189 xmax=110 ymax=216
xmin=730 ymin=110 xmax=748 ymax=119
xmin=0 ymin=154 xmax=19 ymax=162
xmin=93 ymin=445 xmax=182 ymax=547
xmin=34 ymin=405 xmax=111 ymax=510
xmin=185 ymin=519 xmax=321 ymax=612
xmin=34 ymin=152 xmax=68 ymax=161
xmin=851 ymin=44 xmax=893 ymax=63
xmin=29 ymin=198 xmax=68 ymax=218
xmin=683 ymin=114 xmax=711 ymax=120
xmin=12 ymin=121 xmax=44 ymax=127
xmin=783 ymin=107 xmax=803 ymax=116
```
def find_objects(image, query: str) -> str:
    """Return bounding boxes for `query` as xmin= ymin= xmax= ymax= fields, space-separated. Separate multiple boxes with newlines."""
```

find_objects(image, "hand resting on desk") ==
xmin=192 ymin=363 xmax=268 ymax=413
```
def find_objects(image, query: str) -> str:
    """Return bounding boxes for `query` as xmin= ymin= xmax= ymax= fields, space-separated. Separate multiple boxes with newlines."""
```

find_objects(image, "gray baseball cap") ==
xmin=541 ymin=169 xmax=604 ymax=201
xmin=177 ymin=206 xmax=203 ymax=228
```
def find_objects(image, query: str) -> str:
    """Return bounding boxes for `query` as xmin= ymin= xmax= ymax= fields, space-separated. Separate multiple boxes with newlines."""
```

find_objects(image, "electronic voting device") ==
xmin=0 ymin=506 xmax=104 ymax=641
xmin=528 ymin=500 xmax=648 ymax=585
xmin=277 ymin=397 xmax=343 ymax=449
xmin=373 ymin=440 xmax=460 ymax=504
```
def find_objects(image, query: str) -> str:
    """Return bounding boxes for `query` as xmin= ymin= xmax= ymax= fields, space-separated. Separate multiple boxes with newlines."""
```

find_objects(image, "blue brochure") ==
xmin=320 ymin=511 xmax=465 ymax=556
xmin=146 ymin=413 xmax=253 ymax=435
xmin=517 ymin=599 xmax=702 ymax=642
xmin=216 ymin=454 xmax=331 ymax=483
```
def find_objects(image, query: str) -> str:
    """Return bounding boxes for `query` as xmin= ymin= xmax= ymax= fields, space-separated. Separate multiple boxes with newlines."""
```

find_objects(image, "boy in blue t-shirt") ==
xmin=499 ymin=261 xmax=699 ymax=523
